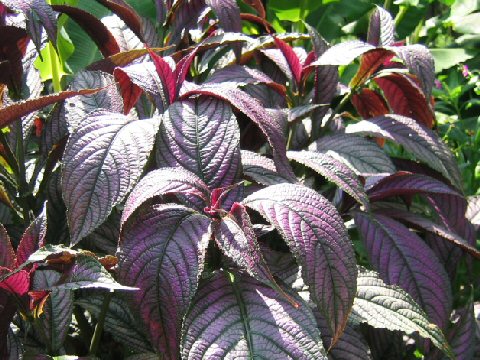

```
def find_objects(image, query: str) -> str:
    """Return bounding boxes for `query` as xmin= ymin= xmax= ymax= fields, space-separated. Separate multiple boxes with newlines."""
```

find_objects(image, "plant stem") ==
xmin=88 ymin=291 xmax=113 ymax=356
xmin=15 ymin=121 xmax=31 ymax=222
xmin=48 ymin=42 xmax=62 ymax=92
xmin=73 ymin=306 xmax=93 ymax=343
xmin=383 ymin=0 xmax=392 ymax=11
xmin=395 ymin=5 xmax=408 ymax=28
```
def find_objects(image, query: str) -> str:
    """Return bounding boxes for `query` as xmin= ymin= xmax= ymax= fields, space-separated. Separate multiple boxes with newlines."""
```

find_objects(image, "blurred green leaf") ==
xmin=430 ymin=48 xmax=475 ymax=72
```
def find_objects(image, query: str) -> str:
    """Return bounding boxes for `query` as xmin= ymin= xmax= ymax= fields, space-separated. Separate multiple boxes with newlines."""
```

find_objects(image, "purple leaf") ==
xmin=41 ymin=104 xmax=67 ymax=158
xmin=122 ymin=167 xmax=210 ymax=226
xmin=181 ymin=270 xmax=327 ymax=359
xmin=182 ymin=84 xmax=297 ymax=182
xmin=117 ymin=203 xmax=211 ymax=357
xmin=84 ymin=211 xmax=121 ymax=255
xmin=287 ymin=150 xmax=369 ymax=209
xmin=345 ymin=114 xmax=462 ymax=190
xmin=261 ymin=48 xmax=294 ymax=82
xmin=351 ymin=268 xmax=453 ymax=357
xmin=0 ymin=224 xmax=15 ymax=269
xmin=16 ymin=208 xmax=47 ymax=267
xmin=213 ymin=203 xmax=298 ymax=306
xmin=394 ymin=44 xmax=435 ymax=99
xmin=32 ymin=270 xmax=73 ymax=353
xmin=156 ymin=98 xmax=241 ymax=191
xmin=310 ymin=133 xmax=395 ymax=175
xmin=312 ymin=40 xmax=375 ymax=66
xmin=448 ymin=303 xmax=476 ymax=360
xmin=273 ymin=37 xmax=302 ymax=86
xmin=243 ymin=183 xmax=357 ymax=344
xmin=354 ymin=212 xmax=452 ymax=329
xmin=367 ymin=6 xmax=395 ymax=46
xmin=241 ymin=150 xmax=292 ymax=186
xmin=167 ymin=0 xmax=207 ymax=47
xmin=367 ymin=171 xmax=461 ymax=201
xmin=6 ymin=328 xmax=23 ymax=360
xmin=0 ymin=26 xmax=29 ymax=93
xmin=62 ymin=111 xmax=160 ymax=245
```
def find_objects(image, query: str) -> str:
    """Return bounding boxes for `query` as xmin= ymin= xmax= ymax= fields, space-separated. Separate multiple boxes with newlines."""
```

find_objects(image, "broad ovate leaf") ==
xmin=244 ymin=183 xmax=357 ymax=343
xmin=312 ymin=40 xmax=375 ymax=66
xmin=117 ymin=204 xmax=211 ymax=358
xmin=345 ymin=114 xmax=462 ymax=190
xmin=351 ymin=268 xmax=453 ymax=358
xmin=354 ymin=212 xmax=452 ymax=329
xmin=0 ymin=224 xmax=15 ymax=269
xmin=181 ymin=271 xmax=327 ymax=359
xmin=62 ymin=111 xmax=160 ymax=245
xmin=287 ymin=150 xmax=369 ymax=209
xmin=310 ymin=133 xmax=395 ymax=175
xmin=156 ymin=98 xmax=241 ymax=191
xmin=16 ymin=207 xmax=47 ymax=266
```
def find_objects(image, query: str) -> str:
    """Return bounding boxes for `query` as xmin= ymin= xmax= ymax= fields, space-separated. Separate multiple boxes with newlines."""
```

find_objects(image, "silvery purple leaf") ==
xmin=180 ymin=271 xmax=327 ymax=359
xmin=448 ymin=303 xmax=476 ymax=360
xmin=367 ymin=6 xmax=395 ymax=47
xmin=16 ymin=207 xmax=47 ymax=266
xmin=243 ymin=183 xmax=357 ymax=343
xmin=351 ymin=268 xmax=453 ymax=358
xmin=345 ymin=114 xmax=462 ymax=190
xmin=102 ymin=14 xmax=142 ymax=52
xmin=122 ymin=167 xmax=210 ymax=226
xmin=395 ymin=45 xmax=435 ymax=99
xmin=156 ymin=98 xmax=241 ymax=191
xmin=466 ymin=195 xmax=480 ymax=227
xmin=354 ymin=212 xmax=452 ymax=329
xmin=312 ymin=40 xmax=375 ymax=66
xmin=41 ymin=103 xmax=67 ymax=158
xmin=168 ymin=0 xmax=206 ymax=47
xmin=241 ymin=150 xmax=292 ymax=186
xmin=62 ymin=111 xmax=160 ymax=245
xmin=310 ymin=133 xmax=395 ymax=175
xmin=84 ymin=211 xmax=121 ymax=255
xmin=118 ymin=203 xmax=211 ymax=357
xmin=76 ymin=293 xmax=153 ymax=353
xmin=261 ymin=48 xmax=294 ymax=82
xmin=287 ymin=150 xmax=369 ymax=209
xmin=65 ymin=70 xmax=123 ymax=131
xmin=182 ymin=84 xmax=297 ymax=182
xmin=0 ymin=224 xmax=15 ymax=269
xmin=32 ymin=270 xmax=73 ymax=353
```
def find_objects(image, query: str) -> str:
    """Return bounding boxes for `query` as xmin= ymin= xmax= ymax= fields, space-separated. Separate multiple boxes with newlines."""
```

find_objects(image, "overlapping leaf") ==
xmin=16 ymin=208 xmax=47 ymax=266
xmin=62 ymin=111 xmax=160 ymax=245
xmin=118 ymin=204 xmax=211 ymax=358
xmin=156 ymin=98 xmax=241 ymax=191
xmin=312 ymin=40 xmax=375 ymax=66
xmin=181 ymin=271 xmax=327 ymax=359
xmin=345 ymin=114 xmax=462 ymax=190
xmin=241 ymin=150 xmax=291 ymax=185
xmin=351 ymin=88 xmax=390 ymax=119
xmin=354 ymin=212 xmax=452 ymax=329
xmin=367 ymin=6 xmax=394 ymax=47
xmin=351 ymin=268 xmax=453 ymax=358
xmin=0 ymin=224 xmax=15 ymax=269
xmin=244 ymin=183 xmax=357 ymax=343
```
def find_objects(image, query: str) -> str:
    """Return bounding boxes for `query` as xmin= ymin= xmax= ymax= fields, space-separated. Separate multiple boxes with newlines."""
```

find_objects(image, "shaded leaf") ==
xmin=62 ymin=111 xmax=159 ymax=245
xmin=273 ymin=37 xmax=302 ymax=85
xmin=118 ymin=203 xmax=211 ymax=357
xmin=367 ymin=6 xmax=395 ymax=47
xmin=354 ymin=212 xmax=452 ymax=329
xmin=0 ymin=26 xmax=29 ymax=93
xmin=241 ymin=150 xmax=291 ymax=185
xmin=16 ymin=207 xmax=47 ymax=266
xmin=351 ymin=268 xmax=453 ymax=358
xmin=350 ymin=48 xmax=395 ymax=88
xmin=351 ymin=88 xmax=390 ymax=119
xmin=345 ymin=114 xmax=462 ymax=190
xmin=0 ymin=224 xmax=15 ymax=269
xmin=448 ymin=303 xmax=476 ymax=360
xmin=181 ymin=270 xmax=327 ymax=359
xmin=244 ymin=183 xmax=357 ymax=344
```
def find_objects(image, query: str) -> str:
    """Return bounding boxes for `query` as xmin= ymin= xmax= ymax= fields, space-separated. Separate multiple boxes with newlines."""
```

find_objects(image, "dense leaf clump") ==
xmin=0 ymin=0 xmax=477 ymax=358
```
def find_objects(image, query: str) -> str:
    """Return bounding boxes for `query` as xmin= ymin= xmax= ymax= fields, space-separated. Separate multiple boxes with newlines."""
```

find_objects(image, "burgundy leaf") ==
xmin=241 ymin=150 xmax=292 ymax=185
xmin=156 ymin=98 xmax=241 ymax=192
xmin=118 ymin=203 xmax=211 ymax=357
xmin=147 ymin=49 xmax=177 ymax=104
xmin=242 ymin=0 xmax=266 ymax=18
xmin=367 ymin=172 xmax=461 ymax=202
xmin=345 ymin=114 xmax=462 ymax=190
xmin=0 ymin=268 xmax=29 ymax=296
xmin=312 ymin=40 xmax=375 ymax=66
xmin=16 ymin=208 xmax=47 ymax=267
xmin=244 ymin=183 xmax=357 ymax=344
xmin=350 ymin=48 xmax=395 ymax=88
xmin=182 ymin=84 xmax=297 ymax=182
xmin=0 ymin=88 xmax=101 ymax=129
xmin=287 ymin=150 xmax=369 ymax=209
xmin=62 ymin=111 xmax=160 ymax=245
xmin=0 ymin=26 xmax=29 ymax=93
xmin=354 ymin=212 xmax=452 ymax=329
xmin=367 ymin=6 xmax=395 ymax=46
xmin=122 ymin=167 xmax=210 ymax=225
xmin=181 ymin=270 xmax=327 ymax=359
xmin=273 ymin=37 xmax=302 ymax=86
xmin=174 ymin=49 xmax=199 ymax=96
xmin=113 ymin=66 xmax=144 ymax=114
xmin=395 ymin=45 xmax=435 ymax=99
xmin=260 ymin=48 xmax=294 ymax=82
xmin=0 ymin=224 xmax=15 ymax=269
xmin=374 ymin=73 xmax=435 ymax=128
xmin=351 ymin=88 xmax=390 ymax=118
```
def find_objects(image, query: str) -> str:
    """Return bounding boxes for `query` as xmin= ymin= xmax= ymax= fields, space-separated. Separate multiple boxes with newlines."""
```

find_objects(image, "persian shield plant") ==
xmin=0 ymin=0 xmax=477 ymax=359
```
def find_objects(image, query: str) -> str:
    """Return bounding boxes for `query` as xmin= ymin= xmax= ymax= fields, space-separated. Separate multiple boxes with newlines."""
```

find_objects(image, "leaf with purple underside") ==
xmin=351 ymin=268 xmax=453 ymax=358
xmin=62 ymin=111 xmax=160 ymax=245
xmin=345 ymin=114 xmax=462 ymax=190
xmin=367 ymin=6 xmax=394 ymax=47
xmin=16 ymin=207 xmax=47 ymax=267
xmin=354 ymin=212 xmax=452 ymax=329
xmin=287 ymin=150 xmax=369 ymax=209
xmin=122 ymin=167 xmax=210 ymax=225
xmin=118 ymin=203 xmax=211 ymax=357
xmin=312 ymin=40 xmax=375 ymax=66
xmin=241 ymin=150 xmax=292 ymax=186
xmin=310 ymin=133 xmax=395 ymax=175
xmin=273 ymin=37 xmax=302 ymax=86
xmin=181 ymin=271 xmax=328 ymax=359
xmin=448 ymin=303 xmax=476 ymax=360
xmin=182 ymin=84 xmax=297 ymax=182
xmin=0 ymin=224 xmax=15 ymax=269
xmin=156 ymin=98 xmax=241 ymax=192
xmin=244 ymin=183 xmax=357 ymax=344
